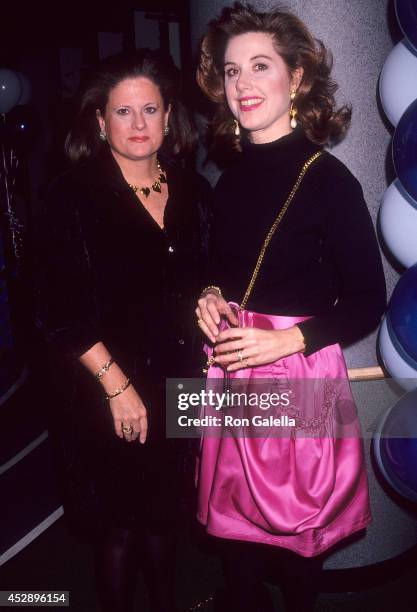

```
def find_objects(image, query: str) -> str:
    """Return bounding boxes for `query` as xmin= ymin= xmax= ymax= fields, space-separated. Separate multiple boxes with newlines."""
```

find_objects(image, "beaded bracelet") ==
xmin=105 ymin=378 xmax=130 ymax=400
xmin=200 ymin=285 xmax=222 ymax=298
xmin=95 ymin=358 xmax=114 ymax=380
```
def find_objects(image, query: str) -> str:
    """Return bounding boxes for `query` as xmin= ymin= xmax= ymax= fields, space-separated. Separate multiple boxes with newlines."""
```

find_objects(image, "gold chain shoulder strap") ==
xmin=239 ymin=151 xmax=322 ymax=310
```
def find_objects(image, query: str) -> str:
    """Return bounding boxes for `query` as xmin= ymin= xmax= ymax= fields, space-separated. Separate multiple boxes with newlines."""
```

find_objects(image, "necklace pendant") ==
xmin=127 ymin=159 xmax=166 ymax=199
xmin=140 ymin=187 xmax=151 ymax=198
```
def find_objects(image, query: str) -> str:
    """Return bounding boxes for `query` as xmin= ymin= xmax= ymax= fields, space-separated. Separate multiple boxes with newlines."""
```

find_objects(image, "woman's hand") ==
xmin=108 ymin=384 xmax=148 ymax=443
xmin=196 ymin=291 xmax=239 ymax=343
xmin=213 ymin=325 xmax=306 ymax=372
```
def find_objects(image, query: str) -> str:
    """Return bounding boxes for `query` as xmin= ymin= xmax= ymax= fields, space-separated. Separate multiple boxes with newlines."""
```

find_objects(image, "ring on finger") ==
xmin=237 ymin=350 xmax=243 ymax=362
xmin=122 ymin=424 xmax=134 ymax=435
xmin=197 ymin=318 xmax=203 ymax=326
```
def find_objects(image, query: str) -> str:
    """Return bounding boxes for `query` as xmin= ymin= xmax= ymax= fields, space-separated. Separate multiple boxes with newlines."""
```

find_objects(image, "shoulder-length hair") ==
xmin=197 ymin=2 xmax=351 ymax=155
xmin=66 ymin=48 xmax=197 ymax=164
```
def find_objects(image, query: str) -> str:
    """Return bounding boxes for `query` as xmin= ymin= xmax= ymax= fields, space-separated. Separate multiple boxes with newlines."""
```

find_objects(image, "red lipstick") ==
xmin=128 ymin=136 xmax=149 ymax=142
xmin=239 ymin=97 xmax=264 ymax=112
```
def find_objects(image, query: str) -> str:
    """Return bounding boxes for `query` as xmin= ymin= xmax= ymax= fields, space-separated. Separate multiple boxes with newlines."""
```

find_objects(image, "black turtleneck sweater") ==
xmin=210 ymin=128 xmax=386 ymax=356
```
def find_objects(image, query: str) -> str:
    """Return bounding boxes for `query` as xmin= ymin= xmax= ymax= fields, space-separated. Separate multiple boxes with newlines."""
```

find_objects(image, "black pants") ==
xmin=94 ymin=525 xmax=177 ymax=612
xmin=221 ymin=540 xmax=324 ymax=612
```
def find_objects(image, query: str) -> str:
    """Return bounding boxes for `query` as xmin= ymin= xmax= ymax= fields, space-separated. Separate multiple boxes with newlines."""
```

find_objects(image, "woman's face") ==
xmin=224 ymin=32 xmax=302 ymax=144
xmin=97 ymin=76 xmax=170 ymax=163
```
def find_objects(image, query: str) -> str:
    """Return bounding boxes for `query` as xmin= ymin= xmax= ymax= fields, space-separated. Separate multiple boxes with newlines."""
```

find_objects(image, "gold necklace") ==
xmin=128 ymin=160 xmax=167 ymax=198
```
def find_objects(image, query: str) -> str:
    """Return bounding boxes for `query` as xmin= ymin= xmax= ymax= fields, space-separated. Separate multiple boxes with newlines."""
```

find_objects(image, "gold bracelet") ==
xmin=95 ymin=358 xmax=114 ymax=380
xmin=105 ymin=378 xmax=130 ymax=400
xmin=201 ymin=285 xmax=222 ymax=298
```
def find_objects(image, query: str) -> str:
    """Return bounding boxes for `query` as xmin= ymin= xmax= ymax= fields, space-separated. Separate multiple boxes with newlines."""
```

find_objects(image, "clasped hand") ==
xmin=196 ymin=292 xmax=305 ymax=371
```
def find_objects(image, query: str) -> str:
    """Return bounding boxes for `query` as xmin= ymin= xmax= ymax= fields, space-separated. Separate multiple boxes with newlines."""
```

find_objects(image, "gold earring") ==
xmin=233 ymin=119 xmax=240 ymax=137
xmin=290 ymin=90 xmax=297 ymax=129
xmin=99 ymin=131 xmax=107 ymax=141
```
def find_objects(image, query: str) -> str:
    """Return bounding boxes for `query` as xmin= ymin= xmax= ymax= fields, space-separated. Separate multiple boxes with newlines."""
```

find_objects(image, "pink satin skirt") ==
xmin=197 ymin=308 xmax=372 ymax=557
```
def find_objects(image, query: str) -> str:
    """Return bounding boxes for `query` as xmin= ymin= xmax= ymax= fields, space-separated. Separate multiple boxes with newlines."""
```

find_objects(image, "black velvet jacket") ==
xmin=36 ymin=150 xmax=212 ymax=381
xmin=33 ymin=152 xmax=212 ymax=532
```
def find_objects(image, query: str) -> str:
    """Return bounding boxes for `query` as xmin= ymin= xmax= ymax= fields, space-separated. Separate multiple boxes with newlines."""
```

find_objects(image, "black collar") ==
xmin=241 ymin=127 xmax=321 ymax=169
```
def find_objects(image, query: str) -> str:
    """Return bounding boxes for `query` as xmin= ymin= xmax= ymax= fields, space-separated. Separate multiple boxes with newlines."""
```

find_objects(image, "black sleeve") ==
xmin=297 ymin=166 xmax=387 ymax=355
xmin=194 ymin=172 xmax=215 ymax=292
xmin=34 ymin=179 xmax=102 ymax=358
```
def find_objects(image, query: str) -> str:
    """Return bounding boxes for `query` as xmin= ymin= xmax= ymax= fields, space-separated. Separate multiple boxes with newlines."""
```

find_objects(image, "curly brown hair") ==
xmin=197 ymin=2 xmax=351 ymax=155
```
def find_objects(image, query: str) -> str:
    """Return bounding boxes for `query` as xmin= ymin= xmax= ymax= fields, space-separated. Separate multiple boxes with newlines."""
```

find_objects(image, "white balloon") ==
xmin=379 ymin=39 xmax=417 ymax=126
xmin=379 ymin=317 xmax=417 ymax=391
xmin=380 ymin=179 xmax=417 ymax=268
xmin=0 ymin=68 xmax=22 ymax=114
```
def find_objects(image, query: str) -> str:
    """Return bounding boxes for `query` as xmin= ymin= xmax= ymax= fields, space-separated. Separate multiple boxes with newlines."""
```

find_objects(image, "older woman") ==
xmin=37 ymin=49 xmax=211 ymax=612
xmin=195 ymin=3 xmax=386 ymax=611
